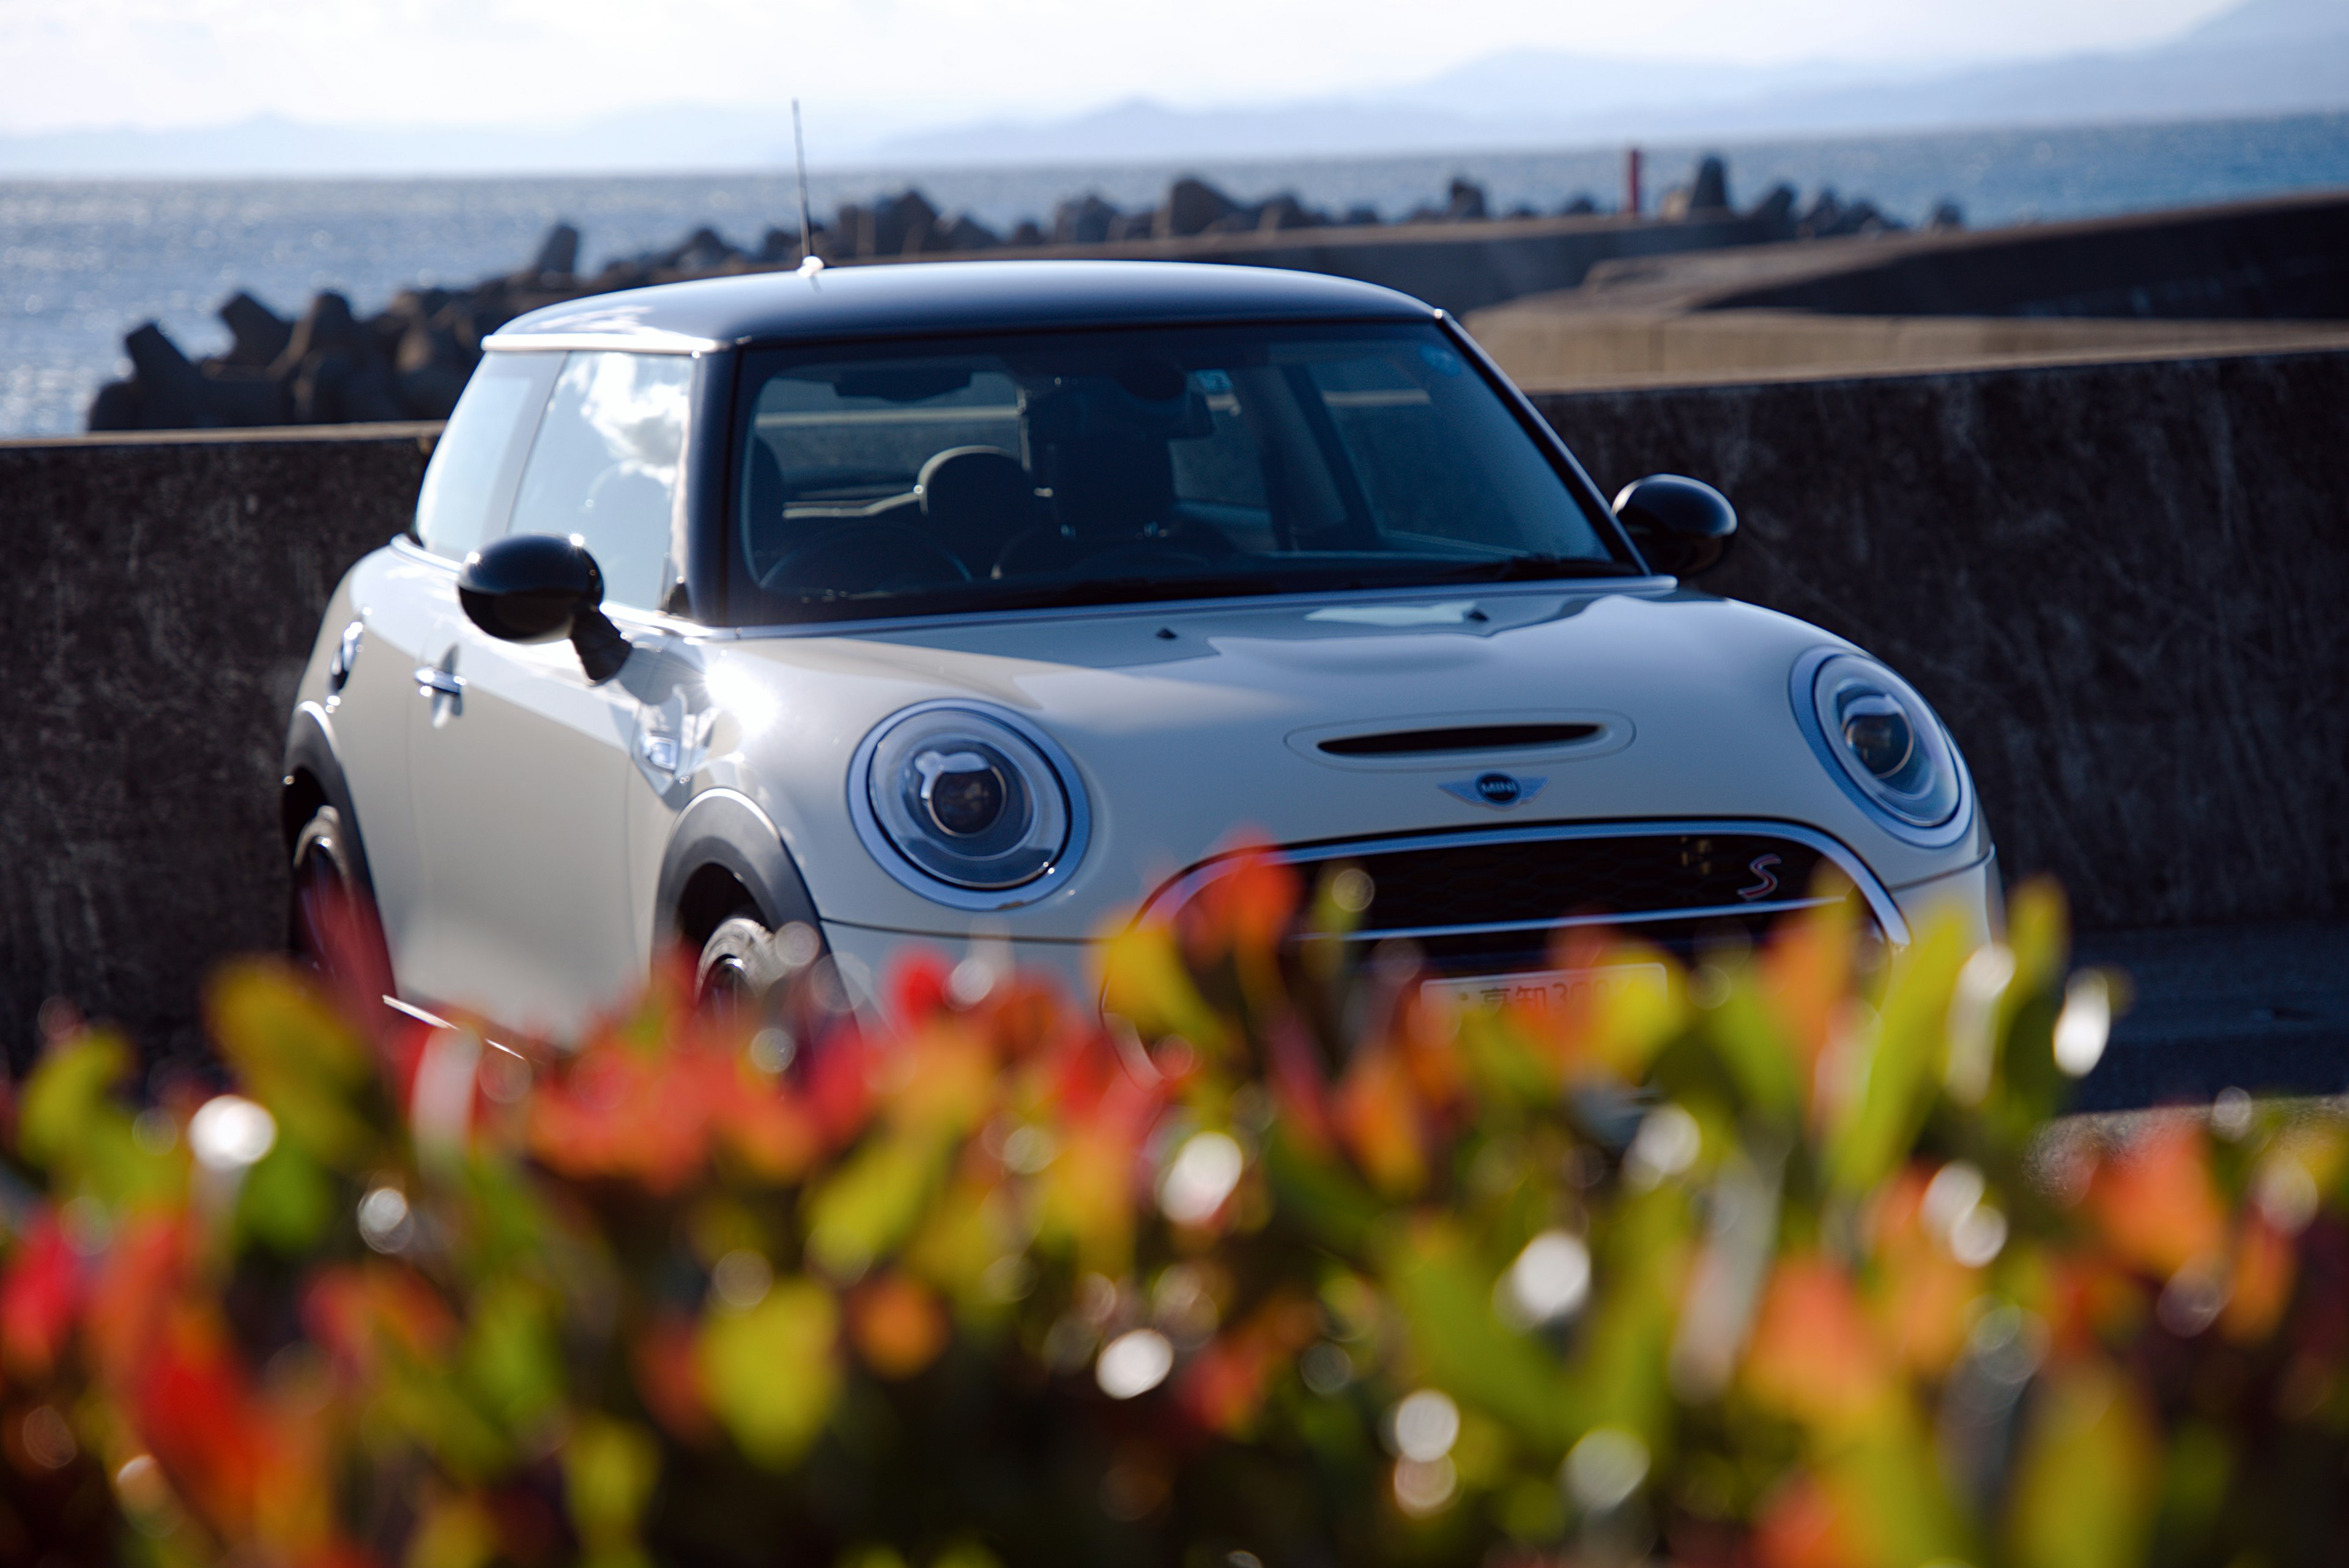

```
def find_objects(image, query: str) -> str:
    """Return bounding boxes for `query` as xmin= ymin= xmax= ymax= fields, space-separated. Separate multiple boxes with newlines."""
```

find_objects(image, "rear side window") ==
xmin=509 ymin=352 xmax=694 ymax=611
xmin=412 ymin=352 xmax=557 ymax=559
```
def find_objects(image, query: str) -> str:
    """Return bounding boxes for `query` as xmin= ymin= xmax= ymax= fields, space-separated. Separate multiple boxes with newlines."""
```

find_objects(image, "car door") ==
xmin=403 ymin=349 xmax=696 ymax=1038
xmin=359 ymin=349 xmax=559 ymax=987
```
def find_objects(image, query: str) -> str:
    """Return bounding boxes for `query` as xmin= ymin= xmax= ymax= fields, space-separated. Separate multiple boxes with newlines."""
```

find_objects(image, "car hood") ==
xmin=680 ymin=584 xmax=1976 ymax=938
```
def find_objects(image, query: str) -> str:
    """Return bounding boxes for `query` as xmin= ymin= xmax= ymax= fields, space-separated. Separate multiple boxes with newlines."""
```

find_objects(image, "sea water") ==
xmin=5 ymin=110 xmax=2348 ymax=436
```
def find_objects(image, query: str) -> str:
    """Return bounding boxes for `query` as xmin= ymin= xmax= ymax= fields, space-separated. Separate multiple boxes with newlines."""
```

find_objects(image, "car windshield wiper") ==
xmin=1409 ymin=555 xmax=1642 ymax=582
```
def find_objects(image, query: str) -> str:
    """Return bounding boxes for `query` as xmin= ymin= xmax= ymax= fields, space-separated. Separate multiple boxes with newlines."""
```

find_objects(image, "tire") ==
xmin=697 ymin=913 xmax=826 ymax=1008
xmin=697 ymin=914 xmax=775 ymax=1008
xmin=290 ymin=802 xmax=393 ymax=1003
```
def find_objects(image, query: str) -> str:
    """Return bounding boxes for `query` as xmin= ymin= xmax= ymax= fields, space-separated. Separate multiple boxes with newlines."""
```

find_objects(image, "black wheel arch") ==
xmin=655 ymin=788 xmax=821 ymax=954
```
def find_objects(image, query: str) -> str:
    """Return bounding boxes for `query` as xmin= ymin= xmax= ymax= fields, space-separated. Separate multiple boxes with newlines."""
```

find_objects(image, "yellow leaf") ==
xmin=403 ymin=1493 xmax=498 ymax=1568
xmin=2006 ymin=1358 xmax=2158 ymax=1568
xmin=1097 ymin=921 xmax=1226 ymax=1050
xmin=563 ymin=1414 xmax=661 ymax=1567
xmin=806 ymin=1133 xmax=942 ymax=1279
xmin=697 ymin=1279 xmax=842 ymax=1470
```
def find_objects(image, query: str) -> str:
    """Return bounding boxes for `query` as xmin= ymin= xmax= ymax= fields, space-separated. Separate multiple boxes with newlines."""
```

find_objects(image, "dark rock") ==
xmin=1107 ymin=209 xmax=1160 ymax=243
xmin=1688 ymin=155 xmax=1731 ymax=215
xmin=272 ymin=292 xmax=369 ymax=379
xmin=1052 ymin=195 xmax=1119 ymax=246
xmin=1748 ymin=184 xmax=1797 ymax=229
xmin=1505 ymin=204 xmax=1538 ymax=220
xmin=871 ymin=190 xmax=941 ymax=256
xmin=1797 ymin=189 xmax=1844 ymax=237
xmin=656 ymin=226 xmax=742 ymax=273
xmin=1011 ymin=219 xmax=1046 ymax=248
xmin=1930 ymin=200 xmax=1966 ymax=231
xmin=85 ymin=379 xmax=144 ymax=431
xmin=124 ymin=323 xmax=207 ymax=428
xmin=217 ymin=292 xmax=292 ymax=368
xmin=1561 ymin=195 xmax=1597 ymax=217
xmin=395 ymin=317 xmax=472 ymax=420
xmin=833 ymin=203 xmax=872 ymax=258
xmin=1255 ymin=193 xmax=1322 ymax=232
xmin=938 ymin=214 xmax=1000 ymax=251
xmin=196 ymin=364 xmax=290 ymax=426
xmin=1444 ymin=178 xmax=1488 ymax=222
xmin=758 ymin=228 xmax=800 ymax=264
xmin=529 ymin=221 xmax=580 ymax=279
xmin=1163 ymin=177 xmax=1244 ymax=238
xmin=1343 ymin=206 xmax=1382 ymax=226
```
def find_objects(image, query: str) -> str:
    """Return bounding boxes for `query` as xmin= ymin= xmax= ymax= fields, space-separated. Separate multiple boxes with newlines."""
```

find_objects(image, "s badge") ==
xmin=1441 ymin=771 xmax=1546 ymax=810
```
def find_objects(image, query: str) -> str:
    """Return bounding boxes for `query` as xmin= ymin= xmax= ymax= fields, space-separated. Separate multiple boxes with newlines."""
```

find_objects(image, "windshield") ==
xmin=725 ymin=322 xmax=1630 ymax=623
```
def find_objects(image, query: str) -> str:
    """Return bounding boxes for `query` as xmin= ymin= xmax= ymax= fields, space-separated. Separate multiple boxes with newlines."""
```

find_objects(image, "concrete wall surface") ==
xmin=1531 ymin=348 xmax=2349 ymax=935
xmin=4 ymin=351 xmax=2344 ymax=1059
xmin=0 ymin=426 xmax=434 ymax=1061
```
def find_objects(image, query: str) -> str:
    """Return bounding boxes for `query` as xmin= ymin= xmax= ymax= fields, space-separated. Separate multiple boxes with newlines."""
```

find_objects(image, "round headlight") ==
xmin=1803 ymin=653 xmax=1963 ymax=832
xmin=852 ymin=703 xmax=1089 ymax=905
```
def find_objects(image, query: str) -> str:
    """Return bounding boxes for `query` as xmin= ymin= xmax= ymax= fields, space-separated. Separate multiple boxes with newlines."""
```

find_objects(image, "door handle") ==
xmin=414 ymin=667 xmax=465 ymax=697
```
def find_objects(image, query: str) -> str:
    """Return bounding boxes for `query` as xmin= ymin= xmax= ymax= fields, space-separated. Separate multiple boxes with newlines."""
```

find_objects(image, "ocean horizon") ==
xmin=6 ymin=110 xmax=2349 ymax=437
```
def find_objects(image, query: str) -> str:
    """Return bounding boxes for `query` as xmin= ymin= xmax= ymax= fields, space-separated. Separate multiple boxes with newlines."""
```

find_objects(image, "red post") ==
xmin=1626 ymin=147 xmax=1643 ymax=218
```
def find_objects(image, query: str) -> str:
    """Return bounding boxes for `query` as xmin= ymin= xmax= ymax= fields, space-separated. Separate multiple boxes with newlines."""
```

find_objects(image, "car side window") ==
xmin=412 ymin=352 xmax=558 ymax=560
xmin=508 ymin=351 xmax=694 ymax=612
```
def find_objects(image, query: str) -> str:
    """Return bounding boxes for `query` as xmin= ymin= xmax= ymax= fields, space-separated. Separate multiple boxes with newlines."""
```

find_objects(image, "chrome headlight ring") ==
xmin=847 ymin=700 xmax=1092 ymax=910
xmin=1791 ymin=648 xmax=1973 ymax=849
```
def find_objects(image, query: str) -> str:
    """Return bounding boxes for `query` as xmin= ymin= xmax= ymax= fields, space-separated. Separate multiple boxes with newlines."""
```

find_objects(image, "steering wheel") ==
xmin=762 ymin=522 xmax=971 ymax=596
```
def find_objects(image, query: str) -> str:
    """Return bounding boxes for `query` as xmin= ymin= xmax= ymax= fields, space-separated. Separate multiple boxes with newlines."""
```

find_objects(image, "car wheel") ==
xmin=290 ymin=802 xmax=393 ymax=1000
xmin=697 ymin=914 xmax=775 ymax=1008
xmin=697 ymin=913 xmax=826 ymax=1009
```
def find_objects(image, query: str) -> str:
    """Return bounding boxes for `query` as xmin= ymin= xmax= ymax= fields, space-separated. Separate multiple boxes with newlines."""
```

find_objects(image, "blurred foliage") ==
xmin=4 ymin=866 xmax=2349 ymax=1567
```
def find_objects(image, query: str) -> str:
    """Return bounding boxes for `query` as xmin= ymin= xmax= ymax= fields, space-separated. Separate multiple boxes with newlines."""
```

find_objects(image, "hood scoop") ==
xmin=1317 ymin=723 xmax=1601 ymax=758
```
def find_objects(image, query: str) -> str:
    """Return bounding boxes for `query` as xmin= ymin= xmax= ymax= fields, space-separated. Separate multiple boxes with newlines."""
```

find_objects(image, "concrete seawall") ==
xmin=1 ymin=425 xmax=436 ymax=1061
xmin=3 ymin=350 xmax=2344 ymax=1061
xmin=1527 ymin=347 xmax=2349 ymax=937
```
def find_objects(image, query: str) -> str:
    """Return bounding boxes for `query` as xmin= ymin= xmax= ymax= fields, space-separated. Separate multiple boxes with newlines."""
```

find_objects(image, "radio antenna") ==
xmin=792 ymin=98 xmax=822 ymax=273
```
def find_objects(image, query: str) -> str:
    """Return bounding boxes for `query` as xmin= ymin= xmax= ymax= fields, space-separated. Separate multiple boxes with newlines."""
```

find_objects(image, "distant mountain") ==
xmin=875 ymin=0 xmax=2349 ymax=165
xmin=1 ymin=0 xmax=2345 ymax=177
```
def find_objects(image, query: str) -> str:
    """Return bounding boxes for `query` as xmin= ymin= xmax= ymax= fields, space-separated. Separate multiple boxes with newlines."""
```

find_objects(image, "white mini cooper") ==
xmin=284 ymin=259 xmax=1997 ymax=1039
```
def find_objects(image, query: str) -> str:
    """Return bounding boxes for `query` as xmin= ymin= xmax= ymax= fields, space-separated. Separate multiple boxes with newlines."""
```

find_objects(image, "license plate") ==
xmin=1421 ymin=962 xmax=1671 ymax=1015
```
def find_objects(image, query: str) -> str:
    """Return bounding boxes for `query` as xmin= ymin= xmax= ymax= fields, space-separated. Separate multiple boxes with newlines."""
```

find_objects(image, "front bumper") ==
xmin=821 ymin=847 xmax=2003 ymax=1030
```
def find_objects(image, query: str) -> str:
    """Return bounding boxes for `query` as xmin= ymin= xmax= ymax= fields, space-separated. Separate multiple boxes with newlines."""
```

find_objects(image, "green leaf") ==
xmin=237 ymin=1139 xmax=335 ymax=1252
xmin=18 ymin=1032 xmax=132 ymax=1174
xmin=206 ymin=959 xmax=379 ymax=1170
xmin=1379 ymin=1216 xmax=1581 ymax=1455
xmin=699 ymin=1279 xmax=842 ymax=1470
xmin=1701 ymin=979 xmax=1804 ymax=1131
xmin=464 ymin=1276 xmax=564 ymax=1435
xmin=1824 ymin=914 xmax=1970 ymax=1197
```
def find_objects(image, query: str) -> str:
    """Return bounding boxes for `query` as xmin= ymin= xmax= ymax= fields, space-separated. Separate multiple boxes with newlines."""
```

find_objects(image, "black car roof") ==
xmin=486 ymin=259 xmax=1438 ymax=351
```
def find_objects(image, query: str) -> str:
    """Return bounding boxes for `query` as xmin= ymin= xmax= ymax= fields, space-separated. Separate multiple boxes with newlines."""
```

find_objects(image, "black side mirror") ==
xmin=458 ymin=533 xmax=632 ymax=683
xmin=1612 ymin=474 xmax=1738 ymax=578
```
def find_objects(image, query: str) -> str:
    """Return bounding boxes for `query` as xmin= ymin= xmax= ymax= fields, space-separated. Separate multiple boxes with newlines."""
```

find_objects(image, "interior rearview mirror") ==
xmin=1612 ymin=474 xmax=1738 ymax=579
xmin=458 ymin=533 xmax=632 ymax=683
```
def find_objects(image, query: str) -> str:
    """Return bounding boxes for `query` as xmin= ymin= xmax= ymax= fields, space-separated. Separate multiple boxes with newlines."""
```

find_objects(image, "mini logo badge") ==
xmin=1441 ymin=771 xmax=1546 ymax=809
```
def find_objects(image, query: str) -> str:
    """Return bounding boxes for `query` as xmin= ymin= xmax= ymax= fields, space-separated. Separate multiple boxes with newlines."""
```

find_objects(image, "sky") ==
xmin=0 ymin=0 xmax=2249 ymax=137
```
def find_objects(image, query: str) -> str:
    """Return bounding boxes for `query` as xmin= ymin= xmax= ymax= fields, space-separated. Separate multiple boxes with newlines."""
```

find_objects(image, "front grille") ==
xmin=1343 ymin=830 xmax=1835 ymax=935
xmin=1149 ymin=824 xmax=1893 ymax=975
